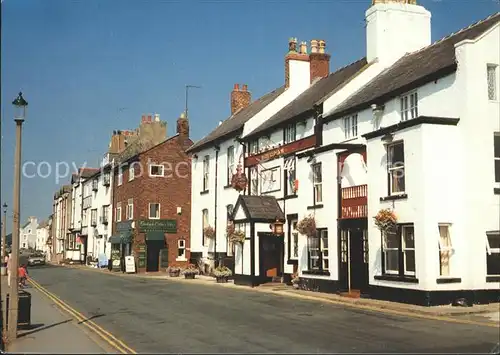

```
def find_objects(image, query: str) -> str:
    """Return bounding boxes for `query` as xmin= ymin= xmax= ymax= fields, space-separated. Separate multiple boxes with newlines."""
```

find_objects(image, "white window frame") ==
xmin=400 ymin=91 xmax=418 ymax=121
xmin=203 ymin=156 xmax=210 ymax=191
xmin=227 ymin=146 xmax=235 ymax=185
xmin=118 ymin=167 xmax=123 ymax=186
xmin=343 ymin=114 xmax=358 ymax=140
xmin=320 ymin=229 xmax=329 ymax=271
xmin=402 ymin=225 xmax=415 ymax=277
xmin=128 ymin=164 xmax=135 ymax=181
xmin=250 ymin=167 xmax=259 ymax=196
xmin=126 ymin=198 xmax=134 ymax=220
xmin=177 ymin=239 xmax=186 ymax=261
xmin=383 ymin=229 xmax=399 ymax=275
xmin=487 ymin=64 xmax=498 ymax=101
xmin=149 ymin=164 xmax=164 ymax=177
xmin=387 ymin=142 xmax=405 ymax=195
xmin=313 ymin=163 xmax=322 ymax=204
xmin=494 ymin=133 xmax=500 ymax=184
xmin=249 ymin=140 xmax=258 ymax=155
xmin=148 ymin=203 xmax=160 ymax=219
xmin=485 ymin=231 xmax=500 ymax=276
xmin=291 ymin=220 xmax=299 ymax=259
xmin=284 ymin=123 xmax=297 ymax=144
xmin=115 ymin=202 xmax=122 ymax=223
xmin=438 ymin=223 xmax=454 ymax=278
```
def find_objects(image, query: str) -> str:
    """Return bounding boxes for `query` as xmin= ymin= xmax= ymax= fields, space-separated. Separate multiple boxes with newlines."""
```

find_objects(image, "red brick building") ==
xmin=111 ymin=114 xmax=192 ymax=272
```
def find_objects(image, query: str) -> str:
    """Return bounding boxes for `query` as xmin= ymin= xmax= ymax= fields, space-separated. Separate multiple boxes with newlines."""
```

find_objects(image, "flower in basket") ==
xmin=167 ymin=266 xmax=181 ymax=273
xmin=373 ymin=208 xmax=397 ymax=233
xmin=229 ymin=229 xmax=246 ymax=244
xmin=213 ymin=265 xmax=232 ymax=278
xmin=204 ymin=225 xmax=215 ymax=239
xmin=226 ymin=223 xmax=235 ymax=236
xmin=231 ymin=164 xmax=248 ymax=192
xmin=181 ymin=264 xmax=200 ymax=276
xmin=296 ymin=214 xmax=317 ymax=237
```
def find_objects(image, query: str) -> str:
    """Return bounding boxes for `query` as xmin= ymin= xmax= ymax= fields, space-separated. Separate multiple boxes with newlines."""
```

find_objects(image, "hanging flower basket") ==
xmin=231 ymin=163 xmax=248 ymax=192
xmin=229 ymin=230 xmax=246 ymax=244
xmin=204 ymin=226 xmax=215 ymax=239
xmin=373 ymin=208 xmax=397 ymax=233
xmin=297 ymin=214 xmax=317 ymax=237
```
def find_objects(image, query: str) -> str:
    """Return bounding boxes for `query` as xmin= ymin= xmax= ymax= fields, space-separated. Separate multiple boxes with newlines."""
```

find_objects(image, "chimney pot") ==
xmin=234 ymin=84 xmax=240 ymax=91
xmin=147 ymin=115 xmax=152 ymax=122
xmin=299 ymin=41 xmax=308 ymax=54
xmin=311 ymin=39 xmax=319 ymax=53
xmin=242 ymin=84 xmax=248 ymax=91
xmin=288 ymin=37 xmax=298 ymax=52
xmin=318 ymin=40 xmax=326 ymax=54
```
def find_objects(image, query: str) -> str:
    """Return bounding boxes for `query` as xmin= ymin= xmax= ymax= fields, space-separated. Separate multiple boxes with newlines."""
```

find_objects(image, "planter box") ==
xmin=216 ymin=276 xmax=228 ymax=283
xmin=184 ymin=273 xmax=196 ymax=279
xmin=169 ymin=271 xmax=180 ymax=277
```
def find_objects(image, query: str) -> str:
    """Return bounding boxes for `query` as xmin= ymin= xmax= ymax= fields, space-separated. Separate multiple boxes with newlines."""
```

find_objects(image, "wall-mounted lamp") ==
xmin=193 ymin=154 xmax=198 ymax=159
xmin=381 ymin=132 xmax=394 ymax=143
xmin=214 ymin=145 xmax=220 ymax=152
xmin=272 ymin=217 xmax=284 ymax=236
xmin=371 ymin=103 xmax=385 ymax=114
xmin=306 ymin=154 xmax=315 ymax=163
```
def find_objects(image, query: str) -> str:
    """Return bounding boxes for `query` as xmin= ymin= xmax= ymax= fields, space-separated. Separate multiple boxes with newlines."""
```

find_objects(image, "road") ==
xmin=28 ymin=265 xmax=499 ymax=353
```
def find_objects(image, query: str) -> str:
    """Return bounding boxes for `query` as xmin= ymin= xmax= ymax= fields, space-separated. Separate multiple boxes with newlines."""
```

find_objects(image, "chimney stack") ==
xmin=309 ymin=39 xmax=330 ymax=83
xmin=285 ymin=37 xmax=310 ymax=89
xmin=177 ymin=112 xmax=189 ymax=137
xmin=230 ymin=84 xmax=251 ymax=115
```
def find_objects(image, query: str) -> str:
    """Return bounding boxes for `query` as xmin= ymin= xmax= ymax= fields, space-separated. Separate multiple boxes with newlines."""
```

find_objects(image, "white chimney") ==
xmin=366 ymin=1 xmax=431 ymax=65
xmin=154 ymin=113 xmax=160 ymax=122
xmin=285 ymin=37 xmax=310 ymax=91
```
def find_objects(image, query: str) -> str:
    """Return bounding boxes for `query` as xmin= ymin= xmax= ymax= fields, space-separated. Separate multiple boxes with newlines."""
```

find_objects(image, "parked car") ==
xmin=28 ymin=254 xmax=46 ymax=266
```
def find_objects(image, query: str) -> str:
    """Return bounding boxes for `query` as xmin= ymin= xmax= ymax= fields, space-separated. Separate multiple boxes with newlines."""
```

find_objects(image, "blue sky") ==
xmin=1 ymin=0 xmax=498 ymax=232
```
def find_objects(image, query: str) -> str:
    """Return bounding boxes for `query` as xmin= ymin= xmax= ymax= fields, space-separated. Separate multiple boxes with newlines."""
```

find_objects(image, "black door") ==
xmin=146 ymin=240 xmax=164 ymax=272
xmin=259 ymin=233 xmax=284 ymax=280
xmin=350 ymin=229 xmax=369 ymax=292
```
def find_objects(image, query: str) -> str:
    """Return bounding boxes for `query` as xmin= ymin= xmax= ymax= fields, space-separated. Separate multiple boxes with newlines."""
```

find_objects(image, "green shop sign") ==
xmin=138 ymin=219 xmax=177 ymax=233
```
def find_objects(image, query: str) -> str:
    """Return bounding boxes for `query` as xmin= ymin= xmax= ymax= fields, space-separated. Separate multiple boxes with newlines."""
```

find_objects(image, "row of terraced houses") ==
xmin=49 ymin=0 xmax=500 ymax=306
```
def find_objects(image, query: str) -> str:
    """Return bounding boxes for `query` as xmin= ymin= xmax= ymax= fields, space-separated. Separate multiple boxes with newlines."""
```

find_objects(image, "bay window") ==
xmin=382 ymin=224 xmax=416 ymax=278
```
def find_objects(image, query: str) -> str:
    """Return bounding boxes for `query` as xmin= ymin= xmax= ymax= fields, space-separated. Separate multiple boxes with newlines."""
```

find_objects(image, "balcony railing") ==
xmin=100 ymin=215 xmax=109 ymax=225
xmin=340 ymin=184 xmax=368 ymax=219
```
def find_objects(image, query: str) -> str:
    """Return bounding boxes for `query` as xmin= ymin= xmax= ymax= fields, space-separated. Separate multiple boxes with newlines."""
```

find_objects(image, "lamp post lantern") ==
xmin=7 ymin=92 xmax=28 ymax=340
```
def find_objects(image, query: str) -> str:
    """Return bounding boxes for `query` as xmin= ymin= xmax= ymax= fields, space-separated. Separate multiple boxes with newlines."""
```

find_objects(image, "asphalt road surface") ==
xmin=28 ymin=266 xmax=499 ymax=353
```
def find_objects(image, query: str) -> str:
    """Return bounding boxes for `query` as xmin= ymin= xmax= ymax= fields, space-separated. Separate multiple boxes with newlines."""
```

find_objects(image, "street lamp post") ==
xmin=7 ymin=92 xmax=28 ymax=340
xmin=1 ymin=202 xmax=7 ymax=275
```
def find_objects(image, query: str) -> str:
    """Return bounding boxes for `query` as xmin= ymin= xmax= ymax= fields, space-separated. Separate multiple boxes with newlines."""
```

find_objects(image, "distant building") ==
xmin=20 ymin=216 xmax=38 ymax=250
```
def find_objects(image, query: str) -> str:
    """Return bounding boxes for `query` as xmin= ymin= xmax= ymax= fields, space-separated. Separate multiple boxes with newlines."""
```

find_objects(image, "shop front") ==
xmin=109 ymin=221 xmax=133 ymax=272
xmin=135 ymin=219 xmax=177 ymax=272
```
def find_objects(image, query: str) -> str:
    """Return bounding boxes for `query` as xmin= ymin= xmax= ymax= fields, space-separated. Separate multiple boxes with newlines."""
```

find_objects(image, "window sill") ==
xmin=302 ymin=270 xmax=330 ymax=276
xmin=176 ymin=257 xmax=187 ymax=262
xmin=277 ymin=195 xmax=298 ymax=201
xmin=436 ymin=277 xmax=462 ymax=284
xmin=307 ymin=204 xmax=324 ymax=210
xmin=380 ymin=194 xmax=408 ymax=202
xmin=374 ymin=274 xmax=419 ymax=283
xmin=494 ymin=188 xmax=500 ymax=195
xmin=287 ymin=259 xmax=298 ymax=265
xmin=223 ymin=184 xmax=233 ymax=190
xmin=200 ymin=190 xmax=209 ymax=195
xmin=486 ymin=276 xmax=500 ymax=282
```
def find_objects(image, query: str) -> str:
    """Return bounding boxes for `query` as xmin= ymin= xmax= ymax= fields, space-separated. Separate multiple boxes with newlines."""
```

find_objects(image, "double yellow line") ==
xmin=28 ymin=278 xmax=136 ymax=354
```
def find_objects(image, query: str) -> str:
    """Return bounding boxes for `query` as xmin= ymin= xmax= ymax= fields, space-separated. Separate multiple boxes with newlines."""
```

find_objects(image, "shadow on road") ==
xmin=18 ymin=319 xmax=72 ymax=338
xmin=77 ymin=313 xmax=105 ymax=325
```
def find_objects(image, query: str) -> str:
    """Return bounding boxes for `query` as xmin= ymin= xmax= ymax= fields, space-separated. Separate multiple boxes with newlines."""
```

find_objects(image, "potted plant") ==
xmin=181 ymin=264 xmax=200 ymax=279
xmin=297 ymin=214 xmax=317 ymax=237
xmin=167 ymin=266 xmax=181 ymax=277
xmin=213 ymin=265 xmax=232 ymax=283
xmin=373 ymin=208 xmax=397 ymax=234
xmin=291 ymin=274 xmax=300 ymax=289
xmin=204 ymin=225 xmax=215 ymax=239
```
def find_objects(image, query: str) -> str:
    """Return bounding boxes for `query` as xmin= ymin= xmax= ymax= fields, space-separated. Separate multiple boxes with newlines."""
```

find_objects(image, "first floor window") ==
xmin=438 ymin=224 xmax=454 ymax=277
xmin=400 ymin=91 xmax=418 ymax=121
xmin=129 ymin=163 xmax=135 ymax=181
xmin=227 ymin=145 xmax=235 ymax=185
xmin=486 ymin=231 xmax=500 ymax=276
xmin=284 ymin=123 xmax=296 ymax=144
xmin=150 ymin=164 xmax=164 ymax=177
xmin=382 ymin=224 xmax=415 ymax=277
xmin=387 ymin=141 xmax=405 ymax=195
xmin=250 ymin=167 xmax=259 ymax=195
xmin=178 ymin=239 xmax=186 ymax=259
xmin=115 ymin=202 xmax=122 ymax=222
xmin=118 ymin=167 xmax=123 ymax=186
xmin=343 ymin=114 xmax=358 ymax=139
xmin=127 ymin=198 xmax=134 ymax=220
xmin=313 ymin=163 xmax=322 ymax=204
xmin=91 ymin=209 xmax=97 ymax=226
xmin=203 ymin=156 xmax=210 ymax=191
xmin=307 ymin=229 xmax=329 ymax=271
xmin=149 ymin=203 xmax=160 ymax=219
xmin=487 ymin=64 xmax=498 ymax=101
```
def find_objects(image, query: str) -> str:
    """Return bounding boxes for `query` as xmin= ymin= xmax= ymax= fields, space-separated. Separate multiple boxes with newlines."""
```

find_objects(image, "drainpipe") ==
xmin=214 ymin=145 xmax=220 ymax=268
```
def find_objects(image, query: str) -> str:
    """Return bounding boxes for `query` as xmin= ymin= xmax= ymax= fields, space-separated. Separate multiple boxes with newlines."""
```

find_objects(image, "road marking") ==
xmin=56 ymin=264 xmax=499 ymax=328
xmin=28 ymin=278 xmax=136 ymax=354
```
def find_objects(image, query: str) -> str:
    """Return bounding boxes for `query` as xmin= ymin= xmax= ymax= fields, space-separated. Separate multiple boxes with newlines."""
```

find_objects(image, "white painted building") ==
xmin=52 ymin=185 xmax=71 ymax=261
xmin=36 ymin=219 xmax=51 ymax=258
xmin=20 ymin=216 xmax=38 ymax=250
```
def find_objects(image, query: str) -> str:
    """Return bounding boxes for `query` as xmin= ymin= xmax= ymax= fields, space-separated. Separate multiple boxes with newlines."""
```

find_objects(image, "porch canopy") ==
xmin=109 ymin=231 xmax=133 ymax=245
xmin=231 ymin=195 xmax=285 ymax=223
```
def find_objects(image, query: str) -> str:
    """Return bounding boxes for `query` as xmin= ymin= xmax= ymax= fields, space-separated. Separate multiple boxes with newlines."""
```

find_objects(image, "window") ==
xmin=249 ymin=140 xmax=258 ymax=155
xmin=129 ymin=164 xmax=135 ymax=181
xmin=261 ymin=167 xmax=280 ymax=193
xmin=284 ymin=157 xmax=296 ymax=196
xmin=202 ymin=209 xmax=209 ymax=246
xmin=487 ymin=64 xmax=498 ymax=101
xmin=177 ymin=239 xmax=186 ymax=260
xmin=382 ymin=224 xmax=416 ymax=277
xmin=91 ymin=209 xmax=97 ymax=226
xmin=126 ymin=198 xmax=134 ymax=220
xmin=343 ymin=114 xmax=358 ymax=139
xmin=387 ymin=142 xmax=405 ymax=195
xmin=149 ymin=203 xmax=160 ymax=219
xmin=118 ymin=167 xmax=123 ymax=186
xmin=400 ymin=91 xmax=418 ymax=121
xmin=307 ymin=229 xmax=329 ymax=271
xmin=227 ymin=146 xmax=235 ymax=185
xmin=313 ymin=163 xmax=322 ymax=204
xmin=284 ymin=123 xmax=296 ymax=144
xmin=438 ymin=224 xmax=453 ymax=277
xmin=486 ymin=231 xmax=500 ymax=276
xmin=250 ymin=167 xmax=259 ymax=196
xmin=290 ymin=219 xmax=299 ymax=259
xmin=115 ymin=202 xmax=122 ymax=222
xmin=203 ymin=155 xmax=210 ymax=191
xmin=149 ymin=164 xmax=164 ymax=177
xmin=227 ymin=205 xmax=234 ymax=256
xmin=494 ymin=133 xmax=500 ymax=183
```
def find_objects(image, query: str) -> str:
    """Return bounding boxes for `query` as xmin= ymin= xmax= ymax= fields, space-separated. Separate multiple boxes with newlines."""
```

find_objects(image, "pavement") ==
xmin=0 ymin=275 xmax=115 ymax=354
xmin=22 ymin=264 xmax=500 ymax=353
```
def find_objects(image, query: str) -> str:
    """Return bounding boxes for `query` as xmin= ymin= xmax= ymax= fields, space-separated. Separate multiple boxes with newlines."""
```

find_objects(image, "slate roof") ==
xmin=327 ymin=12 xmax=500 ymax=119
xmin=234 ymin=195 xmax=285 ymax=222
xmin=21 ymin=221 xmax=30 ymax=229
xmin=244 ymin=57 xmax=369 ymax=139
xmin=38 ymin=220 xmax=49 ymax=229
xmin=186 ymin=86 xmax=286 ymax=153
